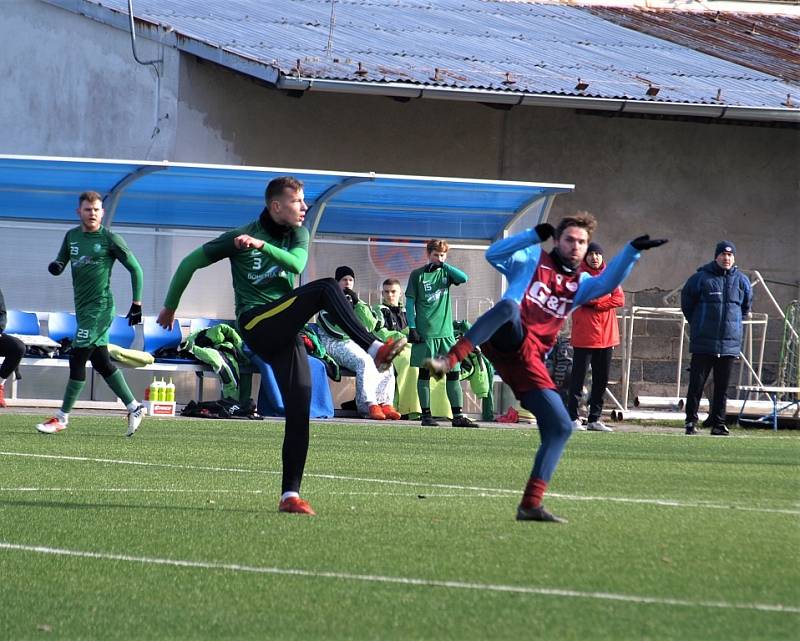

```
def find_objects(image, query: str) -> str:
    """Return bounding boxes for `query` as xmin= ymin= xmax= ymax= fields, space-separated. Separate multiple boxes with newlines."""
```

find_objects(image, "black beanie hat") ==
xmin=715 ymin=241 xmax=736 ymax=257
xmin=335 ymin=265 xmax=355 ymax=282
xmin=587 ymin=241 xmax=604 ymax=255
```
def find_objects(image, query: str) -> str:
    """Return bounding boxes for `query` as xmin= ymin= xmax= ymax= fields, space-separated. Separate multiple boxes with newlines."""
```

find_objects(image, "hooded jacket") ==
xmin=681 ymin=261 xmax=752 ymax=356
xmin=570 ymin=261 xmax=624 ymax=349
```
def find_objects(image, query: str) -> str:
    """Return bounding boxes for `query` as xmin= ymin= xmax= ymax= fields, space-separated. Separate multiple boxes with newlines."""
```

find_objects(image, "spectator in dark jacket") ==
xmin=681 ymin=241 xmax=752 ymax=436
xmin=567 ymin=242 xmax=625 ymax=432
xmin=0 ymin=288 xmax=27 ymax=407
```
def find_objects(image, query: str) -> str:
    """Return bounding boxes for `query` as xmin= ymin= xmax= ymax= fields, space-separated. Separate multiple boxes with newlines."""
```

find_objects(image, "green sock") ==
xmin=238 ymin=372 xmax=253 ymax=405
xmin=417 ymin=378 xmax=430 ymax=410
xmin=61 ymin=378 xmax=86 ymax=414
xmin=446 ymin=378 xmax=463 ymax=409
xmin=104 ymin=369 xmax=136 ymax=406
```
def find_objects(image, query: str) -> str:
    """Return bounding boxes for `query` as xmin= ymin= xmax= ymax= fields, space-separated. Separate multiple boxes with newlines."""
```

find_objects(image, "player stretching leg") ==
xmin=36 ymin=191 xmax=146 ymax=436
xmin=157 ymin=176 xmax=405 ymax=516
xmin=425 ymin=215 xmax=667 ymax=522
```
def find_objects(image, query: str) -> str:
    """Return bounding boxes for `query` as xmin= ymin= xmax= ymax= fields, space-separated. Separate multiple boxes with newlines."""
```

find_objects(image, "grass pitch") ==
xmin=0 ymin=413 xmax=798 ymax=640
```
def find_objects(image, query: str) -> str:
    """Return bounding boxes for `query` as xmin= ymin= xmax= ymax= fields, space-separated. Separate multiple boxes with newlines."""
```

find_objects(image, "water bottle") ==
xmin=166 ymin=378 xmax=175 ymax=402
xmin=149 ymin=377 xmax=159 ymax=402
xmin=155 ymin=378 xmax=166 ymax=402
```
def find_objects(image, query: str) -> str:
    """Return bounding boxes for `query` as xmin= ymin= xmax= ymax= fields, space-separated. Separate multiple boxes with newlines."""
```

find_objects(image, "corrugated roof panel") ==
xmin=584 ymin=7 xmax=800 ymax=84
xmin=46 ymin=0 xmax=799 ymax=110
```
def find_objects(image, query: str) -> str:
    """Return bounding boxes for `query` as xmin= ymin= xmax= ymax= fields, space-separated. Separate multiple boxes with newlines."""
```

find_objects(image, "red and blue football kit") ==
xmin=449 ymin=226 xmax=644 ymax=520
xmin=483 ymin=251 xmax=582 ymax=395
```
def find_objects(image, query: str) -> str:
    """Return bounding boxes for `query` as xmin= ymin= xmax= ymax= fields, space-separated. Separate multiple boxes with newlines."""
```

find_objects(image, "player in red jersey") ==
xmin=425 ymin=213 xmax=667 ymax=522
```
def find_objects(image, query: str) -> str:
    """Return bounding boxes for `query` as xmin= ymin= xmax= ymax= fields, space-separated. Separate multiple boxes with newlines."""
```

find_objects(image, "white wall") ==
xmin=0 ymin=0 xmax=179 ymax=160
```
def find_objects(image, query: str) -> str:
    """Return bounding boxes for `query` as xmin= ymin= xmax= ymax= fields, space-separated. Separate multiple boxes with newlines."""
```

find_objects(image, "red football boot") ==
xmin=278 ymin=496 xmax=317 ymax=515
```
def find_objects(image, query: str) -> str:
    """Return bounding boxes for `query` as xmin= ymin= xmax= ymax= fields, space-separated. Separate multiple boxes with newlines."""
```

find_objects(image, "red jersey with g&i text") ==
xmin=520 ymin=251 xmax=580 ymax=352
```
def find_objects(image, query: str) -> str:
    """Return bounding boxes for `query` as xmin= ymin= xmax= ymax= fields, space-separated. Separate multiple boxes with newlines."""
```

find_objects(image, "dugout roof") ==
xmin=0 ymin=155 xmax=573 ymax=242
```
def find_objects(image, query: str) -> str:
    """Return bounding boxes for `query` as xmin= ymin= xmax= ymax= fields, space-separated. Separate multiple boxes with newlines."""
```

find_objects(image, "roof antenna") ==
xmin=326 ymin=0 xmax=337 ymax=57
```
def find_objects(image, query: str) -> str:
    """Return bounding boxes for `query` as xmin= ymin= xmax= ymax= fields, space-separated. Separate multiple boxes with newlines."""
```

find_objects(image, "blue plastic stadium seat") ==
xmin=109 ymin=315 xmax=135 ymax=349
xmin=47 ymin=312 xmax=77 ymax=343
xmin=5 ymin=310 xmax=40 ymax=336
xmin=142 ymin=316 xmax=183 ymax=356
xmin=189 ymin=317 xmax=220 ymax=333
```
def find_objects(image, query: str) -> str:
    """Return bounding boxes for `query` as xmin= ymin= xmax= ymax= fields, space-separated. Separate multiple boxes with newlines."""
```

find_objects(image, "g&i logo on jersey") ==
xmin=526 ymin=281 xmax=572 ymax=318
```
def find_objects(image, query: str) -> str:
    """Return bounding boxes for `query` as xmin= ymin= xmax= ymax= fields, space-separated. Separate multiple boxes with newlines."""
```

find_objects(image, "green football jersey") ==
xmin=405 ymin=265 xmax=458 ymax=339
xmin=54 ymin=226 xmax=142 ymax=316
xmin=202 ymin=220 xmax=309 ymax=318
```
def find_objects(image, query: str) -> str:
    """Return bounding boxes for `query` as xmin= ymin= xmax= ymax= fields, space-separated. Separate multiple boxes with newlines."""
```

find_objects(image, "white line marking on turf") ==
xmin=0 ymin=451 xmax=278 ymax=476
xmin=0 ymin=542 xmax=797 ymax=615
xmin=2 ymin=451 xmax=797 ymax=516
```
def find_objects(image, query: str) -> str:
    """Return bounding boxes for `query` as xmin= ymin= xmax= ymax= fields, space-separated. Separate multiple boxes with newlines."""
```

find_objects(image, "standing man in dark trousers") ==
xmin=567 ymin=242 xmax=624 ymax=432
xmin=157 ymin=176 xmax=405 ymax=516
xmin=681 ymin=241 xmax=752 ymax=436
xmin=0 ymin=287 xmax=26 ymax=407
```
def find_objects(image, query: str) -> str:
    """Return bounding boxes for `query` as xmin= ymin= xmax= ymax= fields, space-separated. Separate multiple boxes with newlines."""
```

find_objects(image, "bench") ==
xmin=4 ymin=311 xmax=228 ymax=408
xmin=3 ymin=311 xmax=334 ymax=417
xmin=736 ymin=385 xmax=800 ymax=431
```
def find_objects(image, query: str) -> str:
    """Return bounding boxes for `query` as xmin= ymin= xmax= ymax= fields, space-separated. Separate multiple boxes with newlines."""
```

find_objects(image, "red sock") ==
xmin=521 ymin=477 xmax=548 ymax=509
xmin=447 ymin=337 xmax=474 ymax=368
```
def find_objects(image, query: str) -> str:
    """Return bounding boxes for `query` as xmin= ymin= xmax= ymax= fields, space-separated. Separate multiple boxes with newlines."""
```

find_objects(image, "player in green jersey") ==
xmin=36 ymin=192 xmax=146 ymax=436
xmin=405 ymin=239 xmax=478 ymax=428
xmin=157 ymin=176 xmax=406 ymax=516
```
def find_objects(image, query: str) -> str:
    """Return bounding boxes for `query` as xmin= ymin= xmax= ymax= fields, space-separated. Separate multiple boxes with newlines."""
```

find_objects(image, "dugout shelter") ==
xmin=0 ymin=154 xmax=573 ymax=405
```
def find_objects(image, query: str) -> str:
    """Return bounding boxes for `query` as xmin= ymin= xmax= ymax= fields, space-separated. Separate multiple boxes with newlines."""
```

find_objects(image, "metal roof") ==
xmin=41 ymin=0 xmax=800 ymax=121
xmin=586 ymin=7 xmax=800 ymax=85
xmin=0 ymin=155 xmax=572 ymax=242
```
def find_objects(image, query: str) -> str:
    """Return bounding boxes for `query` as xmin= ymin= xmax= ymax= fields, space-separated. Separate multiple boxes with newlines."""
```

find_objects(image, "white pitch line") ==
xmin=0 ymin=451 xmax=278 ymax=476
xmin=2 ymin=451 xmax=797 ymax=516
xmin=0 ymin=542 xmax=797 ymax=615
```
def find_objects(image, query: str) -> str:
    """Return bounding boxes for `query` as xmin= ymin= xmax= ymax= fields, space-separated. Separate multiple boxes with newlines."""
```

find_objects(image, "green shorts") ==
xmin=74 ymin=306 xmax=114 ymax=349
xmin=410 ymin=336 xmax=460 ymax=372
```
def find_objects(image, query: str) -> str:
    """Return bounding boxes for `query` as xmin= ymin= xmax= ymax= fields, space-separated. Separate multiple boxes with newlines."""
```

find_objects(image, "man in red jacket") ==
xmin=567 ymin=242 xmax=624 ymax=432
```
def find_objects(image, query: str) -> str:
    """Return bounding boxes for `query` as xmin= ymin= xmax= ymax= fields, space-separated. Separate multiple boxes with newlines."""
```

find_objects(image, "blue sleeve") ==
xmin=681 ymin=274 xmax=698 ymax=322
xmin=741 ymin=274 xmax=753 ymax=318
xmin=486 ymin=228 xmax=544 ymax=304
xmin=573 ymin=243 xmax=641 ymax=307
xmin=485 ymin=228 xmax=542 ymax=274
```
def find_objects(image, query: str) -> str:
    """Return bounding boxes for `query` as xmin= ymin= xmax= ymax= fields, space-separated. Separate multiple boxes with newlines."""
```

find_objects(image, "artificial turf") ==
xmin=0 ymin=413 xmax=797 ymax=640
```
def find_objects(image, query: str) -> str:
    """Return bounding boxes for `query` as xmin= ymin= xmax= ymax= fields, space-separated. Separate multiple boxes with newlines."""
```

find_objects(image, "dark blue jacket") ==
xmin=681 ymin=262 xmax=752 ymax=356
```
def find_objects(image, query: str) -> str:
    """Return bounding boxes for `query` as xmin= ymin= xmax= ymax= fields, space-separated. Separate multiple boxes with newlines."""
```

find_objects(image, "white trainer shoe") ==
xmin=587 ymin=421 xmax=613 ymax=432
xmin=126 ymin=404 xmax=146 ymax=437
xmin=572 ymin=419 xmax=587 ymax=431
xmin=36 ymin=417 xmax=68 ymax=434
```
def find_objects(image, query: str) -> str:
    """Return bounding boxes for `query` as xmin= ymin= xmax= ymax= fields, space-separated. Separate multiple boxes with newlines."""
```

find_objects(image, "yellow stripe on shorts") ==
xmin=243 ymin=296 xmax=297 ymax=331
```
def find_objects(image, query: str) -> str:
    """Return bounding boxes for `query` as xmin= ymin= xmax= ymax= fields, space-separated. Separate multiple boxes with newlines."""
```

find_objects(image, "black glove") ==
xmin=534 ymin=223 xmax=555 ymax=242
xmin=342 ymin=288 xmax=359 ymax=306
xmin=126 ymin=303 xmax=142 ymax=326
xmin=47 ymin=261 xmax=63 ymax=275
xmin=630 ymin=235 xmax=669 ymax=251
xmin=408 ymin=328 xmax=423 ymax=344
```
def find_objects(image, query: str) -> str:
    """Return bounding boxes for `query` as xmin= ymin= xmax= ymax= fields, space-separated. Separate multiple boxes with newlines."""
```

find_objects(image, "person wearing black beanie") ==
xmin=681 ymin=240 xmax=752 ymax=436
xmin=317 ymin=266 xmax=401 ymax=421
xmin=334 ymin=265 xmax=355 ymax=282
